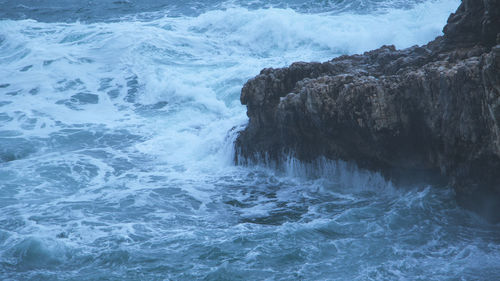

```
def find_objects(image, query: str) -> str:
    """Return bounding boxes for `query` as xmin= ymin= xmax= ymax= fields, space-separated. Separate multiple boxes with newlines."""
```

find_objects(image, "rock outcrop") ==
xmin=235 ymin=0 xmax=500 ymax=222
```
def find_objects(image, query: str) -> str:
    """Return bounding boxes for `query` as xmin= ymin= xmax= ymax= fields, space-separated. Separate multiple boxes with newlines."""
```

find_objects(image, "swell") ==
xmin=0 ymin=0 xmax=446 ymax=22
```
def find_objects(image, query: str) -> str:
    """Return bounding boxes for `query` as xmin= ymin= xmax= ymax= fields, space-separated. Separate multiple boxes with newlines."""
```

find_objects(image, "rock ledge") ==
xmin=235 ymin=0 xmax=500 ymax=221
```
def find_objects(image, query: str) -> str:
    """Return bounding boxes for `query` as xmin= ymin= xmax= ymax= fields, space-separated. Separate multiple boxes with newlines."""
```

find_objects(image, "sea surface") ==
xmin=1 ymin=0 xmax=500 ymax=280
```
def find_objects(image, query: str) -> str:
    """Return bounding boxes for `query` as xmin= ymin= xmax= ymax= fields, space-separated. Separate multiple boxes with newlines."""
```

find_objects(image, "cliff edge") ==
xmin=235 ymin=0 xmax=500 ymax=222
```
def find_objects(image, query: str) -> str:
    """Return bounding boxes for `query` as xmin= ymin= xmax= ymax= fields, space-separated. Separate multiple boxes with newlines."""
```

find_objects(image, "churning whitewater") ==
xmin=1 ymin=0 xmax=500 ymax=280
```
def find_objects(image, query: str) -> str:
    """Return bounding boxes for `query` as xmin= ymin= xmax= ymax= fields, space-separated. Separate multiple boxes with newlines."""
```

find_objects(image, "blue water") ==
xmin=1 ymin=0 xmax=500 ymax=280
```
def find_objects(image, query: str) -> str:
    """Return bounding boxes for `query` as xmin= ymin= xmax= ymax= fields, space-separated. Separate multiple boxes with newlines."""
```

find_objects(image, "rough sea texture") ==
xmin=1 ymin=0 xmax=499 ymax=280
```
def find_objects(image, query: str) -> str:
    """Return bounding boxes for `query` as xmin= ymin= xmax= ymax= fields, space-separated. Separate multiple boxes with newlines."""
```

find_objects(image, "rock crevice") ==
xmin=235 ymin=0 xmax=500 ymax=221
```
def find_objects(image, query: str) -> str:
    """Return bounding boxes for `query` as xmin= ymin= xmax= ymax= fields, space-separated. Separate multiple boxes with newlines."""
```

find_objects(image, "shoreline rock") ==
xmin=235 ymin=0 xmax=500 ymax=222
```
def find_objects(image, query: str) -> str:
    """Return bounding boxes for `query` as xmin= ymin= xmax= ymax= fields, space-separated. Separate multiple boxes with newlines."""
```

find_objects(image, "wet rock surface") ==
xmin=235 ymin=0 xmax=500 ymax=222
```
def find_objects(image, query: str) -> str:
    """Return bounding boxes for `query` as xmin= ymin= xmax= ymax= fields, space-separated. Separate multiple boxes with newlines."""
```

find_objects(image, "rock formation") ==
xmin=235 ymin=0 xmax=500 ymax=222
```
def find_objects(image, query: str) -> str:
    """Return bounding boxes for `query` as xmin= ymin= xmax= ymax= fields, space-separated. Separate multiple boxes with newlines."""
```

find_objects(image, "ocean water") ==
xmin=1 ymin=0 xmax=500 ymax=280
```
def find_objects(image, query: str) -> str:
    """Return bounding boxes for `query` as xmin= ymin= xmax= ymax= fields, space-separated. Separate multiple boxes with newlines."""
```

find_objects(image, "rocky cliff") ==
xmin=235 ymin=0 xmax=500 ymax=222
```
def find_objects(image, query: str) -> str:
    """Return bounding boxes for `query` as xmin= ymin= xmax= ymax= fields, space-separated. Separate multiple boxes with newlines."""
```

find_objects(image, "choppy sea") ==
xmin=1 ymin=0 xmax=500 ymax=280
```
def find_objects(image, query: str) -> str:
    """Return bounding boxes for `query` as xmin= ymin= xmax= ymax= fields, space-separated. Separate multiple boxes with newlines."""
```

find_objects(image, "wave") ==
xmin=8 ymin=3 xmax=500 ymax=279
xmin=0 ymin=0 xmax=458 ymax=172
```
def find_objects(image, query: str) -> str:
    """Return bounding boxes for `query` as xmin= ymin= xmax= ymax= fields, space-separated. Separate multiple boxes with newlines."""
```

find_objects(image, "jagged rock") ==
xmin=235 ymin=0 xmax=500 ymax=222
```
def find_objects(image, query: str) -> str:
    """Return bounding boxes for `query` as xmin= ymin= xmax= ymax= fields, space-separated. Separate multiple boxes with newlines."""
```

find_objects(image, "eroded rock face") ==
xmin=235 ymin=0 xmax=500 ymax=221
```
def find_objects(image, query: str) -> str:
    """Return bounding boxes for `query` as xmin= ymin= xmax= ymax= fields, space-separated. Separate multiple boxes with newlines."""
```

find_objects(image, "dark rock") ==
xmin=442 ymin=0 xmax=500 ymax=49
xmin=235 ymin=0 xmax=500 ymax=222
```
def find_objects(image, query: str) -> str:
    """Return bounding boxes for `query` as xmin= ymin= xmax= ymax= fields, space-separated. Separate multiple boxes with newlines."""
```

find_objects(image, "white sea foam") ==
xmin=0 ymin=0 xmax=460 ymax=250
xmin=4 ymin=1 xmax=499 ymax=280
xmin=0 ymin=0 xmax=458 ymax=149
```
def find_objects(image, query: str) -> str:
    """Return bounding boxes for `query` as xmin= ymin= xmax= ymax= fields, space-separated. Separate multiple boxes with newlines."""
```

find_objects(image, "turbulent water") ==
xmin=1 ymin=0 xmax=500 ymax=280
